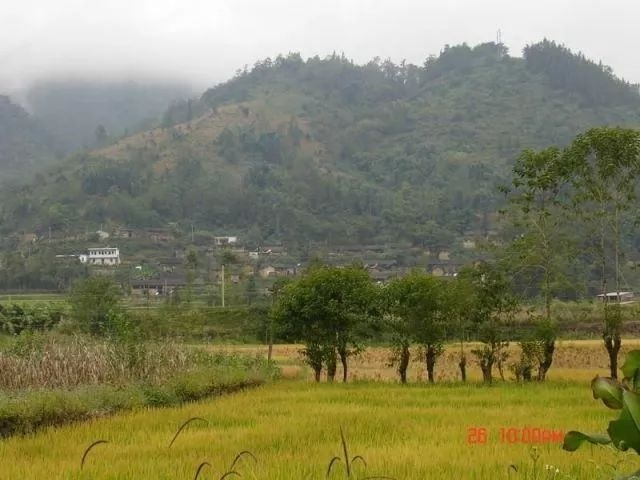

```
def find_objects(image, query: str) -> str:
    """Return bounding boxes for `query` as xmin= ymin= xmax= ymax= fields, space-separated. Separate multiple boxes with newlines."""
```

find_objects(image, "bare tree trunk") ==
xmin=480 ymin=361 xmax=492 ymax=384
xmin=537 ymin=340 xmax=555 ymax=381
xmin=604 ymin=313 xmax=621 ymax=379
xmin=426 ymin=344 xmax=437 ymax=384
xmin=314 ymin=366 xmax=322 ymax=382
xmin=606 ymin=337 xmax=621 ymax=379
xmin=338 ymin=347 xmax=348 ymax=383
xmin=326 ymin=348 xmax=337 ymax=382
xmin=459 ymin=353 xmax=467 ymax=382
xmin=399 ymin=344 xmax=410 ymax=384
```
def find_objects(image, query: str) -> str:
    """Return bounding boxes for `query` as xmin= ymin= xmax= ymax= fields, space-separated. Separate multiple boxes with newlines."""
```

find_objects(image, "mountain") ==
xmin=1 ymin=41 xmax=639 ymax=248
xmin=25 ymin=80 xmax=193 ymax=152
xmin=0 ymin=95 xmax=59 ymax=183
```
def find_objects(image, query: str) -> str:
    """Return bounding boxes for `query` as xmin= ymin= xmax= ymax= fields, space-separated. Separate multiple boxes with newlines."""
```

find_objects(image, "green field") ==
xmin=0 ymin=379 xmax=630 ymax=479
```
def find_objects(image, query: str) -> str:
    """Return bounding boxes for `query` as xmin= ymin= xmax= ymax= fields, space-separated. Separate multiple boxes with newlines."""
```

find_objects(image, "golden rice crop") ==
xmin=0 ymin=380 xmax=629 ymax=479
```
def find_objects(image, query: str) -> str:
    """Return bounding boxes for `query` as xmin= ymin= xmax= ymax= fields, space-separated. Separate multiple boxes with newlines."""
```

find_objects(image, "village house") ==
xmin=145 ymin=228 xmax=173 ymax=243
xmin=214 ymin=236 xmax=238 ymax=246
xmin=131 ymin=275 xmax=186 ymax=297
xmin=258 ymin=265 xmax=276 ymax=278
xmin=597 ymin=291 xmax=636 ymax=304
xmin=21 ymin=233 xmax=38 ymax=244
xmin=258 ymin=264 xmax=298 ymax=279
xmin=81 ymin=247 xmax=121 ymax=266
xmin=95 ymin=230 xmax=110 ymax=241
xmin=260 ymin=245 xmax=287 ymax=256
xmin=364 ymin=259 xmax=398 ymax=271
xmin=158 ymin=257 xmax=182 ymax=273
xmin=113 ymin=227 xmax=138 ymax=239
xmin=462 ymin=239 xmax=477 ymax=250
xmin=426 ymin=262 xmax=461 ymax=277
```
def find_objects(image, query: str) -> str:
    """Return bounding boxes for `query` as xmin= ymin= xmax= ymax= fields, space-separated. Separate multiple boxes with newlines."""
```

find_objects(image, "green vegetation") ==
xmin=0 ymin=380 xmax=629 ymax=479
xmin=0 ymin=334 xmax=277 ymax=438
xmin=2 ymin=41 xmax=639 ymax=253
xmin=272 ymin=264 xmax=377 ymax=382
xmin=563 ymin=350 xmax=640 ymax=478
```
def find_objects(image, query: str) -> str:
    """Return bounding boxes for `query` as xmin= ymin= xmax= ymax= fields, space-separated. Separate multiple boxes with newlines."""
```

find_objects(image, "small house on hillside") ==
xmin=84 ymin=247 xmax=121 ymax=266
xmin=259 ymin=264 xmax=298 ymax=279
xmin=131 ymin=275 xmax=186 ymax=296
xmin=214 ymin=236 xmax=238 ymax=246
xmin=597 ymin=291 xmax=636 ymax=305
xmin=426 ymin=262 xmax=460 ymax=277
xmin=114 ymin=227 xmax=138 ymax=239
xmin=21 ymin=233 xmax=38 ymax=244
xmin=145 ymin=228 xmax=173 ymax=242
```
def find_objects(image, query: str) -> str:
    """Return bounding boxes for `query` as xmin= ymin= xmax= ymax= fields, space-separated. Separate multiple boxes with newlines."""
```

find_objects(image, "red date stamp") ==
xmin=467 ymin=427 xmax=564 ymax=444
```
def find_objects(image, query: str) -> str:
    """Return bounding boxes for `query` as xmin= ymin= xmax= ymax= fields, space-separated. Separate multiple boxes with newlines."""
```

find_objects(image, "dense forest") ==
xmin=1 ymin=40 xmax=639 ymax=249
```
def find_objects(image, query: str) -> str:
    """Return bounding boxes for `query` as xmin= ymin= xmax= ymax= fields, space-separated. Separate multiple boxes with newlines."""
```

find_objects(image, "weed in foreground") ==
xmin=80 ymin=440 xmax=108 ymax=470
xmin=169 ymin=416 xmax=209 ymax=448
xmin=326 ymin=427 xmax=395 ymax=480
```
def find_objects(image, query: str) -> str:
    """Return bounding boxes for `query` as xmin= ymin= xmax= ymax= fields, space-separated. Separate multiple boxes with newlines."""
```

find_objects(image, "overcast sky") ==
xmin=1 ymin=0 xmax=638 ymax=93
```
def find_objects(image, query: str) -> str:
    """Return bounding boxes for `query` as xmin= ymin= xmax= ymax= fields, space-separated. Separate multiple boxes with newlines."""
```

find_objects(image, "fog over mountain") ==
xmin=1 ymin=0 xmax=639 ymax=94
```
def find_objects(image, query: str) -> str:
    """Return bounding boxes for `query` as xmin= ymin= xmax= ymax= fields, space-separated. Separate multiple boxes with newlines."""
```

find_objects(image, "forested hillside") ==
xmin=2 ymin=41 xmax=639 ymax=248
xmin=0 ymin=95 xmax=59 ymax=183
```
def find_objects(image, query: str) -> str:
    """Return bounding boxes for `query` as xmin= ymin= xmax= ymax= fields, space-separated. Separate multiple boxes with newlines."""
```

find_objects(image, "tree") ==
xmin=565 ymin=127 xmax=640 ymax=379
xmin=450 ymin=276 xmax=474 ymax=382
xmin=382 ymin=278 xmax=414 ymax=384
xmin=459 ymin=262 xmax=518 ymax=384
xmin=384 ymin=271 xmax=451 ymax=383
xmin=272 ymin=264 xmax=377 ymax=382
xmin=68 ymin=276 xmax=122 ymax=335
xmin=500 ymin=147 xmax=571 ymax=381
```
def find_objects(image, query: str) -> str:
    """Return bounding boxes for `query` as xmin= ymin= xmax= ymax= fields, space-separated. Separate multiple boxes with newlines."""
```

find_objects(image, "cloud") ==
xmin=1 ymin=0 xmax=638 ymax=92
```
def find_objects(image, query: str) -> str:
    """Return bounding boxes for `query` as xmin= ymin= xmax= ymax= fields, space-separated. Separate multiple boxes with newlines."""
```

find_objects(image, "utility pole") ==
xmin=191 ymin=224 xmax=194 ymax=243
xmin=221 ymin=264 xmax=225 ymax=307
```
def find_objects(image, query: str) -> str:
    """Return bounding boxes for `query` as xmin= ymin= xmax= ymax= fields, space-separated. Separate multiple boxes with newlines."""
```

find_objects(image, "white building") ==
xmin=214 ymin=236 xmax=238 ymax=246
xmin=597 ymin=291 xmax=636 ymax=305
xmin=81 ymin=247 xmax=121 ymax=266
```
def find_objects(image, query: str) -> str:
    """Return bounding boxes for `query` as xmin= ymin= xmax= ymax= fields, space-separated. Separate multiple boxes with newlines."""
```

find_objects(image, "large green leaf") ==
xmin=607 ymin=391 xmax=640 ymax=454
xmin=591 ymin=376 xmax=624 ymax=409
xmin=562 ymin=431 xmax=611 ymax=451
xmin=622 ymin=351 xmax=640 ymax=381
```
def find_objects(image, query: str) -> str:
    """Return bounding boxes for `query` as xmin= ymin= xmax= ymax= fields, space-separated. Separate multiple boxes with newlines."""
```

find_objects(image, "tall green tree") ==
xmin=384 ymin=271 xmax=451 ymax=383
xmin=272 ymin=264 xmax=377 ymax=382
xmin=459 ymin=262 xmax=518 ymax=384
xmin=500 ymin=147 xmax=571 ymax=380
xmin=565 ymin=127 xmax=640 ymax=379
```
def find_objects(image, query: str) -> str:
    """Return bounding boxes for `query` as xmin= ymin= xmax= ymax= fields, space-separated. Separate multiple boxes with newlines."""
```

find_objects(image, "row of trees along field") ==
xmin=273 ymin=127 xmax=640 ymax=384
xmin=271 ymin=262 xmax=548 ymax=384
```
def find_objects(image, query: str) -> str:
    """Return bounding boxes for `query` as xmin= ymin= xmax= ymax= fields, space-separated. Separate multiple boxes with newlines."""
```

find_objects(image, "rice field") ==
xmin=1 ymin=340 xmax=640 ymax=479
xmin=0 ymin=380 xmax=631 ymax=479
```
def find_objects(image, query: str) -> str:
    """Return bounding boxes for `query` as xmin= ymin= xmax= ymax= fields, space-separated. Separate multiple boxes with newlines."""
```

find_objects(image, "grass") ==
xmin=0 ymin=336 xmax=278 ymax=438
xmin=0 ymin=380 xmax=632 ymax=479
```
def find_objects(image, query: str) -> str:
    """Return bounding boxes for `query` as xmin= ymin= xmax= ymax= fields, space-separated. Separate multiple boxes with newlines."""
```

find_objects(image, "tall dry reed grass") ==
xmin=0 ymin=335 xmax=196 ymax=390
